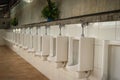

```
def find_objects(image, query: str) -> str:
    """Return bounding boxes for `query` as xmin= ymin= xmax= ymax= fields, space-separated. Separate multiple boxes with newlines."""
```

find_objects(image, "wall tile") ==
xmin=50 ymin=25 xmax=60 ymax=36
xmin=65 ymin=24 xmax=82 ymax=37
xmin=98 ymin=21 xmax=116 ymax=40
xmin=87 ymin=23 xmax=99 ymax=38
xmin=116 ymin=21 xmax=120 ymax=40
xmin=40 ymin=26 xmax=46 ymax=35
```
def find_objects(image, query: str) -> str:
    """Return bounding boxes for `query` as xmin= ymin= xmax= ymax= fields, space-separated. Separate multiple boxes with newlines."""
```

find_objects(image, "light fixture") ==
xmin=23 ymin=0 xmax=33 ymax=3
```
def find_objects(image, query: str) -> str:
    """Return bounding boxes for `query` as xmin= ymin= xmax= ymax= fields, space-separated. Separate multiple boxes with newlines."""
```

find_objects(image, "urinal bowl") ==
xmin=40 ymin=36 xmax=50 ymax=60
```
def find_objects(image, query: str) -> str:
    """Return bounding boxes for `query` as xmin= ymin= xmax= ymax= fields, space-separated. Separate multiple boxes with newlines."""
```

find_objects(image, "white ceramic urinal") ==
xmin=8 ymin=30 xmax=12 ymax=43
xmin=35 ymin=35 xmax=42 ymax=56
xmin=18 ymin=29 xmax=23 ymax=48
xmin=13 ymin=29 xmax=17 ymax=45
xmin=47 ymin=36 xmax=68 ymax=68
xmin=19 ymin=29 xmax=24 ymax=48
xmin=28 ymin=28 xmax=35 ymax=53
xmin=15 ymin=29 xmax=19 ymax=46
xmin=40 ymin=35 xmax=50 ymax=60
xmin=11 ymin=30 xmax=14 ymax=44
xmin=21 ymin=29 xmax=25 ymax=48
xmin=32 ymin=27 xmax=38 ymax=53
xmin=13 ymin=29 xmax=16 ymax=44
xmin=23 ymin=28 xmax=30 ymax=50
xmin=66 ymin=37 xmax=94 ymax=78
xmin=17 ymin=29 xmax=21 ymax=47
xmin=17 ymin=29 xmax=20 ymax=47
xmin=35 ymin=28 xmax=42 ymax=56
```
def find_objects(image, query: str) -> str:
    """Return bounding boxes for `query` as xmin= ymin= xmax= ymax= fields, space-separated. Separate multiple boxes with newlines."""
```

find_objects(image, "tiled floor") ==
xmin=0 ymin=46 xmax=49 ymax=80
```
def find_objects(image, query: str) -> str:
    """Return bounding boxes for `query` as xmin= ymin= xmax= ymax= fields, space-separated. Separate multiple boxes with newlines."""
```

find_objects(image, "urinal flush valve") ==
xmin=45 ymin=25 xmax=50 ymax=35
xmin=81 ymin=22 xmax=89 ymax=37
xmin=59 ymin=24 xmax=65 ymax=36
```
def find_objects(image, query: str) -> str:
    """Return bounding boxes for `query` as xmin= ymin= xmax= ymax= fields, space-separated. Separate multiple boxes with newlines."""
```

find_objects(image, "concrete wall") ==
xmin=11 ymin=0 xmax=47 ymax=25
xmin=11 ymin=0 xmax=120 ymax=25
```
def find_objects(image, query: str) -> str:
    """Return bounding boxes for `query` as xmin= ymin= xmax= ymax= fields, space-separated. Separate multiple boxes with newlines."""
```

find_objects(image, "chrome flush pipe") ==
xmin=59 ymin=24 xmax=65 ymax=36
xmin=59 ymin=24 xmax=62 ymax=36
xmin=45 ymin=25 xmax=48 ymax=35
xmin=81 ymin=22 xmax=88 ymax=37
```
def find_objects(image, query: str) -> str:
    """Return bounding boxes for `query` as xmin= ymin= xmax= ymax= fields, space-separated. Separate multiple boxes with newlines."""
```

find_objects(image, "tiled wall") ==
xmin=87 ymin=21 xmax=120 ymax=80
xmin=4 ymin=21 xmax=120 ymax=80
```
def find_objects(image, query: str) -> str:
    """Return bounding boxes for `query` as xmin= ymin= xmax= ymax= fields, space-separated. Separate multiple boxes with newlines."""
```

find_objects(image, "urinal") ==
xmin=16 ymin=29 xmax=20 ymax=47
xmin=20 ymin=29 xmax=25 ymax=48
xmin=23 ymin=34 xmax=28 ymax=50
xmin=31 ymin=27 xmax=38 ymax=53
xmin=66 ymin=37 xmax=94 ymax=78
xmin=15 ymin=29 xmax=19 ymax=46
xmin=27 ymin=28 xmax=35 ymax=53
xmin=12 ymin=29 xmax=16 ymax=44
xmin=18 ymin=29 xmax=24 ymax=48
xmin=8 ymin=31 xmax=12 ymax=43
xmin=32 ymin=34 xmax=37 ymax=52
xmin=8 ymin=30 xmax=12 ymax=43
xmin=47 ymin=36 xmax=68 ymax=68
xmin=35 ymin=27 xmax=42 ymax=56
xmin=7 ymin=31 xmax=13 ymax=43
xmin=11 ymin=30 xmax=14 ymax=44
xmin=35 ymin=27 xmax=45 ymax=56
xmin=14 ymin=29 xmax=17 ymax=45
xmin=23 ymin=28 xmax=29 ymax=50
xmin=35 ymin=35 xmax=42 ymax=56
xmin=40 ymin=35 xmax=51 ymax=60
xmin=18 ymin=29 xmax=23 ymax=48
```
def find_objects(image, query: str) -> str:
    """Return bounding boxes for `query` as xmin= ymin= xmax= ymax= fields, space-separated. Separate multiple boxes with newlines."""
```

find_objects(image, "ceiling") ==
xmin=0 ymin=0 xmax=19 ymax=18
